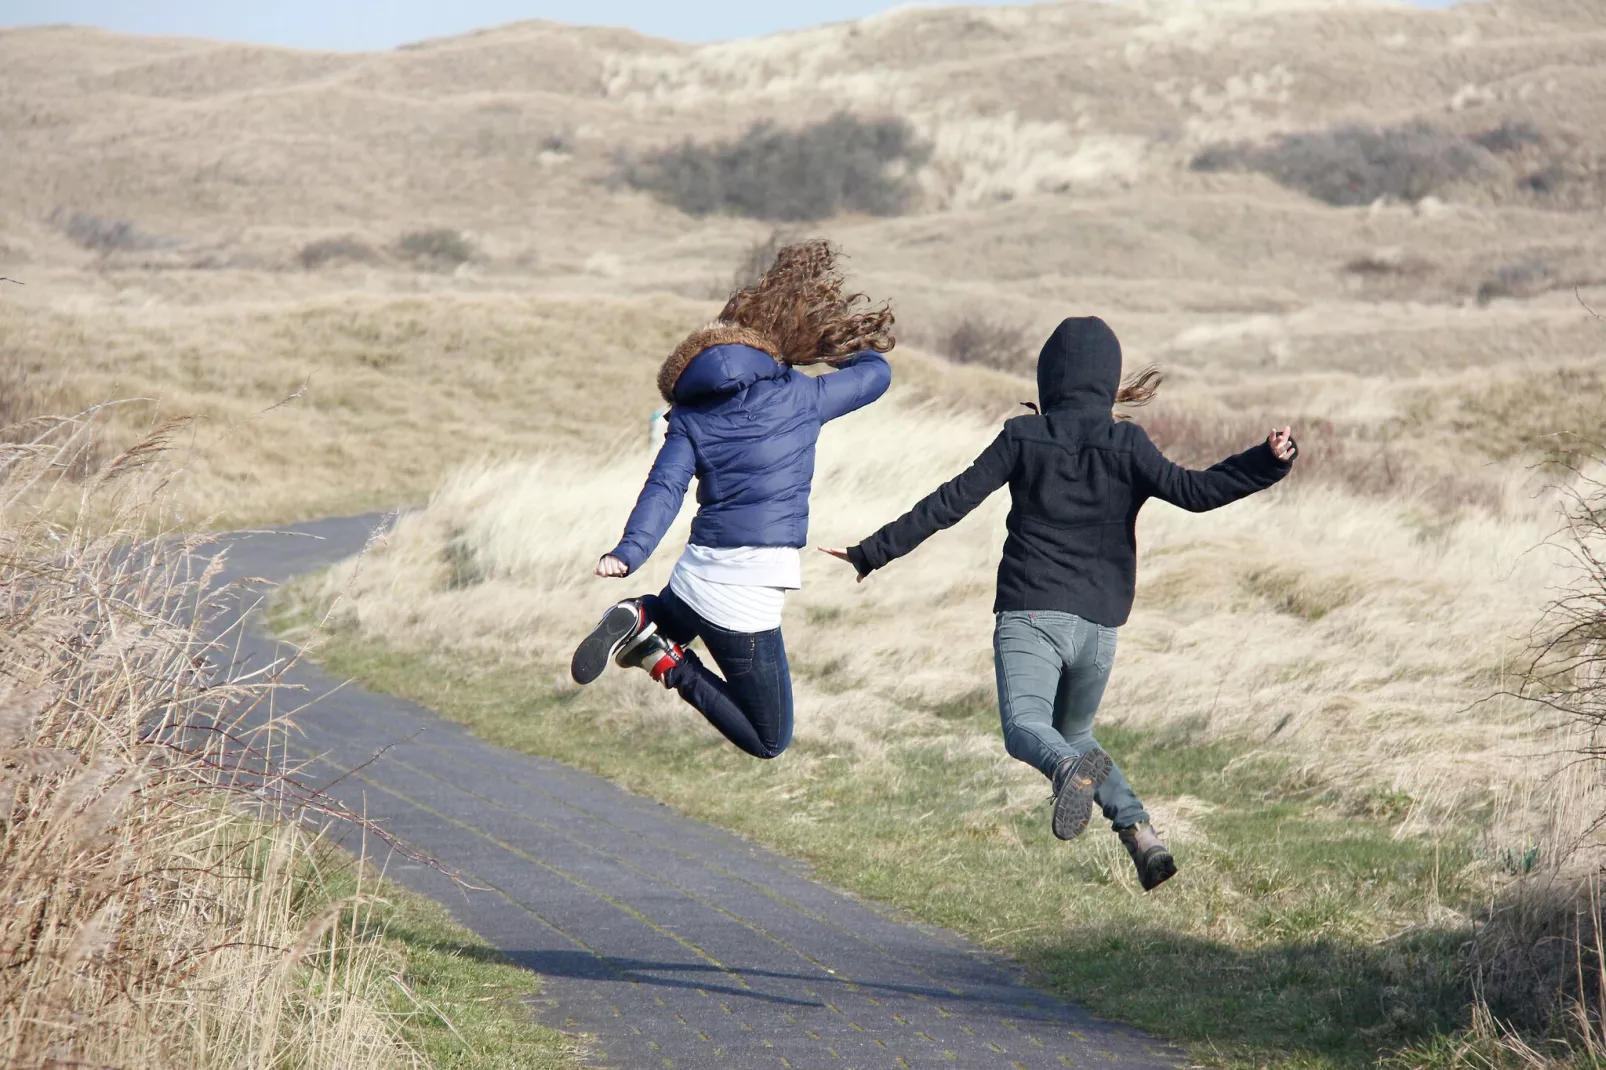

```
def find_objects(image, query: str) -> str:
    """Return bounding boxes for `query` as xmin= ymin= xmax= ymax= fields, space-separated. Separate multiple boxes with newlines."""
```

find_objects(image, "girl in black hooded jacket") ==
xmin=824 ymin=316 xmax=1295 ymax=890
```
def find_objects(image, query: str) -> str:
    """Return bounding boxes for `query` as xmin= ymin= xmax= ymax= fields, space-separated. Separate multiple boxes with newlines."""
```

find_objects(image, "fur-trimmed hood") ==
xmin=657 ymin=322 xmax=783 ymax=404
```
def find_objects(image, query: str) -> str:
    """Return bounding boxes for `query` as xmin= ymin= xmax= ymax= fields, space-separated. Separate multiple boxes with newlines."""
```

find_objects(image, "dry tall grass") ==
xmin=0 ymin=288 xmax=711 ymax=526
xmin=302 ymin=398 xmax=1567 ymax=825
xmin=282 ymin=393 xmax=1606 ymax=1065
xmin=1463 ymin=446 xmax=1606 ymax=1063
xmin=0 ymin=413 xmax=419 ymax=1066
xmin=1528 ymin=450 xmax=1606 ymax=770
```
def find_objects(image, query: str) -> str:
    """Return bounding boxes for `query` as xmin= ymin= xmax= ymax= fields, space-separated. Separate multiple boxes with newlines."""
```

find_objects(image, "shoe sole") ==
xmin=1051 ymin=748 xmax=1113 ymax=841
xmin=571 ymin=604 xmax=642 ymax=685
xmin=1141 ymin=852 xmax=1178 ymax=892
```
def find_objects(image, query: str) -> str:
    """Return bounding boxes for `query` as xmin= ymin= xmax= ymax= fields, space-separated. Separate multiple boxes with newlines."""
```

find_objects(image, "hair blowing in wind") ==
xmin=718 ymin=239 xmax=896 ymax=365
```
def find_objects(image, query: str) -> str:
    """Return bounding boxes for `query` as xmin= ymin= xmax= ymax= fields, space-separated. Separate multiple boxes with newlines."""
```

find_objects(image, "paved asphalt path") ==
xmin=212 ymin=514 xmax=1182 ymax=1070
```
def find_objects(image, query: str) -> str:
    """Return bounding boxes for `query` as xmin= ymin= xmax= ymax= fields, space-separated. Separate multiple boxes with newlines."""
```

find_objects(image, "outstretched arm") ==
xmin=815 ymin=351 xmax=892 ymax=423
xmin=823 ymin=429 xmax=1015 ymax=578
xmin=1132 ymin=424 xmax=1296 ymax=512
xmin=602 ymin=425 xmax=695 ymax=575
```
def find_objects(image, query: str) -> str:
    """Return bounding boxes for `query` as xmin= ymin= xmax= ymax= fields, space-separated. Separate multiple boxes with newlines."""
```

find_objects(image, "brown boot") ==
xmin=1118 ymin=822 xmax=1177 ymax=891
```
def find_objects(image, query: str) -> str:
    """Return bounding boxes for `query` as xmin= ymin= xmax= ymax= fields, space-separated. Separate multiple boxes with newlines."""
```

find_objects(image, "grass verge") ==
xmin=361 ymin=865 xmax=582 ymax=1069
xmin=275 ymin=593 xmax=1500 ymax=1070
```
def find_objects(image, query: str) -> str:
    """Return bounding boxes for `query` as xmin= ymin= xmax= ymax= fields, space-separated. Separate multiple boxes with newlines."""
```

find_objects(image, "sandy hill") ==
xmin=5 ymin=1 xmax=1605 ymax=221
xmin=1 ymin=0 xmax=1604 ymax=521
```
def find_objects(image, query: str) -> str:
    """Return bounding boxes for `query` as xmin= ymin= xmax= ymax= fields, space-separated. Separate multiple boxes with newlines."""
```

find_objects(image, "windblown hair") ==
xmin=718 ymin=239 xmax=895 ymax=365
xmin=1114 ymin=364 xmax=1163 ymax=419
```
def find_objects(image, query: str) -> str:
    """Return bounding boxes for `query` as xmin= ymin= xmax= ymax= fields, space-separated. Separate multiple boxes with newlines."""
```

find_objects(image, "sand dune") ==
xmin=0 ymin=0 xmax=1602 ymax=522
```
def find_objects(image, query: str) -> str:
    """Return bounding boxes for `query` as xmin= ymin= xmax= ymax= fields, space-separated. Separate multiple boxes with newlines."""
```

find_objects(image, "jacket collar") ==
xmin=658 ymin=321 xmax=783 ymax=404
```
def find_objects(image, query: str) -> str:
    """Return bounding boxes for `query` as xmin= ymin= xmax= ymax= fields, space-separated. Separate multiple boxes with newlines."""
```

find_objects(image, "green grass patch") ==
xmin=294 ymin=834 xmax=579 ymax=1068
xmin=278 ymin=597 xmax=1500 ymax=1069
xmin=377 ymin=881 xmax=579 ymax=1068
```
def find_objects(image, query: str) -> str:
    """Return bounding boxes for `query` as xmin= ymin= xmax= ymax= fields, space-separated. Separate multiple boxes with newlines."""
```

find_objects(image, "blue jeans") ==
xmin=993 ymin=610 xmax=1149 ymax=830
xmin=642 ymin=586 xmax=793 ymax=760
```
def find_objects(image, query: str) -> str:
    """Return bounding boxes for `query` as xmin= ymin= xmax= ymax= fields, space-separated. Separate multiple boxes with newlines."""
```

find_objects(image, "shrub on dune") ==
xmin=1191 ymin=120 xmax=1500 ymax=206
xmin=620 ymin=112 xmax=930 ymax=222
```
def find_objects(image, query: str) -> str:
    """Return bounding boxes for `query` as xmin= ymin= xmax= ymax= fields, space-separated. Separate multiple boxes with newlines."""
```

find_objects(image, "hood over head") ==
xmin=658 ymin=322 xmax=784 ymax=404
xmin=1036 ymin=316 xmax=1122 ymax=414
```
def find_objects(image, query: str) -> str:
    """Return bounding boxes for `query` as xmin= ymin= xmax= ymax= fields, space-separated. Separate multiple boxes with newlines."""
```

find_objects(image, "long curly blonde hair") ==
xmin=718 ymin=239 xmax=895 ymax=365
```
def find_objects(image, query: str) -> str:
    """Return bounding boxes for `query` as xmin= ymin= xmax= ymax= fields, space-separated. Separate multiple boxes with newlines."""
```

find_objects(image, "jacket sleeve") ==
xmin=607 ymin=423 xmax=695 ymax=573
xmin=814 ymin=351 xmax=892 ymax=423
xmin=1129 ymin=424 xmax=1294 ymax=513
xmin=848 ymin=428 xmax=1015 ymax=575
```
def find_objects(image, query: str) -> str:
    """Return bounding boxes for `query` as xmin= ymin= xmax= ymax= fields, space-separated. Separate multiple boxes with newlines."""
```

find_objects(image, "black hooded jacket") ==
xmin=845 ymin=317 xmax=1293 ymax=627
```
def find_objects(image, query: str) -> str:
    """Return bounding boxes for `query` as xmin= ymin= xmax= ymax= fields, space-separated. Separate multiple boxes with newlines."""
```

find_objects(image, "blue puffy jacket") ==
xmin=607 ymin=343 xmax=891 ymax=573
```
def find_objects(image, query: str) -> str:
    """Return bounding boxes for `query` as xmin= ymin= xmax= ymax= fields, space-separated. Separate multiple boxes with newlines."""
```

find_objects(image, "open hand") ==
xmin=818 ymin=547 xmax=866 ymax=583
xmin=594 ymin=554 xmax=628 ymax=578
xmin=1268 ymin=426 xmax=1297 ymax=462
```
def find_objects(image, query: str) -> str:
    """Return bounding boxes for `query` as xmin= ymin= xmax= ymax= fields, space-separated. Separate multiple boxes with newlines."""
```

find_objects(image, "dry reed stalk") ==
xmin=1523 ymin=448 xmax=1606 ymax=747
xmin=1416 ymin=442 xmax=1606 ymax=1067
xmin=0 ymin=408 xmax=423 ymax=1068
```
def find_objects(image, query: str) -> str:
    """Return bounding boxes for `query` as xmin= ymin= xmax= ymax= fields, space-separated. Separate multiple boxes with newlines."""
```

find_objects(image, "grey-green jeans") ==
xmin=993 ymin=610 xmax=1149 ymax=831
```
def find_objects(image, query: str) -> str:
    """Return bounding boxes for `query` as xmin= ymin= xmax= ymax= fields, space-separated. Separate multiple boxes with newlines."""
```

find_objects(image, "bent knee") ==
xmin=1001 ymin=723 xmax=1041 ymax=763
xmin=1004 ymin=716 xmax=1070 ymax=760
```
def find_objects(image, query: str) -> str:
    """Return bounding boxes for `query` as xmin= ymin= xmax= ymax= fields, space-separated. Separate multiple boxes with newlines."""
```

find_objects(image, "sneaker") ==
xmin=615 ymin=632 xmax=685 ymax=687
xmin=1050 ymin=749 xmax=1112 ymax=841
xmin=571 ymin=600 xmax=650 ymax=685
xmin=1118 ymin=822 xmax=1178 ymax=891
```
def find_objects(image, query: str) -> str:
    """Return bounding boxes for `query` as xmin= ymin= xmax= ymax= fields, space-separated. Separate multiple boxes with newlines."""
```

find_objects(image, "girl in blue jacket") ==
xmin=570 ymin=240 xmax=893 ymax=760
xmin=825 ymin=316 xmax=1296 ymax=890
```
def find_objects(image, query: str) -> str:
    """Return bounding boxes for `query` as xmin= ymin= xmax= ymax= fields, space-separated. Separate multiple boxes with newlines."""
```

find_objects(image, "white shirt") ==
xmin=668 ymin=545 xmax=799 ymax=633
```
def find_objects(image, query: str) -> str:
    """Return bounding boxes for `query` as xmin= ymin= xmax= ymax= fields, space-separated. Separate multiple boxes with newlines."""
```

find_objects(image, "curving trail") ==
xmin=216 ymin=514 xmax=1180 ymax=1070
